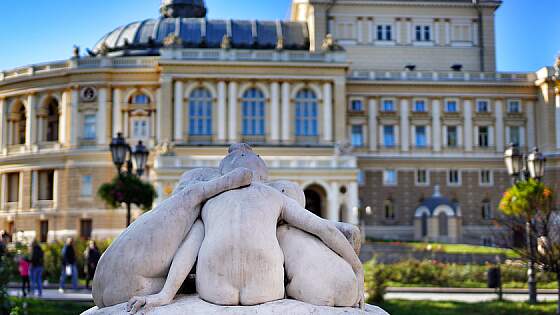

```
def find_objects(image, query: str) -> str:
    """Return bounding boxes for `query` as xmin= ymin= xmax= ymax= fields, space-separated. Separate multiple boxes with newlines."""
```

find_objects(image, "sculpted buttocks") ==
xmin=92 ymin=167 xmax=252 ymax=309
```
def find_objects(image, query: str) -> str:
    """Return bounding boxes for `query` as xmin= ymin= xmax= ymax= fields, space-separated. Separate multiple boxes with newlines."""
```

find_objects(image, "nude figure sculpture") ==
xmin=92 ymin=167 xmax=253 ymax=308
xmin=272 ymin=181 xmax=360 ymax=307
xmin=126 ymin=143 xmax=364 ymax=314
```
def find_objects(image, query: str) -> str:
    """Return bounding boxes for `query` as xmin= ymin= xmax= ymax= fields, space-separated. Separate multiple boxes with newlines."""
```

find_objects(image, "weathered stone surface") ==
xmin=82 ymin=295 xmax=389 ymax=315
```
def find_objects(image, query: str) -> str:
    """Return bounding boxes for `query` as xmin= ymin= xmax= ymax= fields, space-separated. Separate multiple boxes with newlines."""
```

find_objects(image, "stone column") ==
xmin=123 ymin=111 xmax=129 ymax=138
xmin=494 ymin=99 xmax=504 ymax=152
xmin=97 ymin=88 xmax=108 ymax=146
xmin=31 ymin=171 xmax=38 ymax=209
xmin=217 ymin=81 xmax=227 ymax=142
xmin=0 ymin=98 xmax=5 ymax=153
xmin=156 ymin=88 xmax=163 ymax=142
xmin=270 ymin=82 xmax=280 ymax=142
xmin=26 ymin=94 xmax=37 ymax=148
xmin=406 ymin=18 xmax=412 ymax=44
xmin=159 ymin=77 xmax=174 ymax=142
xmin=0 ymin=174 xmax=6 ymax=210
xmin=174 ymin=81 xmax=184 ymax=141
xmin=368 ymin=98 xmax=378 ymax=151
xmin=463 ymin=99 xmax=473 ymax=151
xmin=281 ymin=82 xmax=291 ymax=142
xmin=445 ymin=19 xmax=451 ymax=45
xmin=328 ymin=182 xmax=340 ymax=222
xmin=70 ymin=89 xmax=79 ymax=146
xmin=37 ymin=113 xmax=44 ymax=143
xmin=432 ymin=99 xmax=442 ymax=151
xmin=395 ymin=18 xmax=402 ymax=44
xmin=53 ymin=170 xmax=59 ymax=209
xmin=228 ymin=81 xmax=238 ymax=142
xmin=526 ymin=101 xmax=536 ymax=149
xmin=400 ymin=98 xmax=410 ymax=151
xmin=434 ymin=19 xmax=440 ymax=45
xmin=112 ymin=88 xmax=123 ymax=136
xmin=357 ymin=18 xmax=364 ymax=43
xmin=323 ymin=82 xmax=333 ymax=142
xmin=59 ymin=90 xmax=69 ymax=145
xmin=348 ymin=182 xmax=359 ymax=225
xmin=556 ymin=90 xmax=560 ymax=149
xmin=473 ymin=20 xmax=479 ymax=46
xmin=333 ymin=78 xmax=347 ymax=142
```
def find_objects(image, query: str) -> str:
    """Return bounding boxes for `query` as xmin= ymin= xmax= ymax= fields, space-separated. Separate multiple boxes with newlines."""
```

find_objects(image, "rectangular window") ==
xmin=39 ymin=220 xmax=48 ymax=243
xmin=357 ymin=171 xmax=366 ymax=187
xmin=83 ymin=114 xmax=96 ymax=140
xmin=415 ymin=126 xmax=427 ymax=147
xmin=383 ymin=170 xmax=397 ymax=186
xmin=508 ymin=100 xmax=521 ymax=113
xmin=80 ymin=219 xmax=93 ymax=240
xmin=482 ymin=202 xmax=493 ymax=220
xmin=509 ymin=126 xmax=520 ymax=145
xmin=416 ymin=169 xmax=429 ymax=186
xmin=382 ymin=99 xmax=395 ymax=112
xmin=132 ymin=118 xmax=149 ymax=139
xmin=478 ymin=126 xmax=489 ymax=147
xmin=477 ymin=100 xmax=489 ymax=113
xmin=383 ymin=125 xmax=395 ymax=147
xmin=38 ymin=170 xmax=54 ymax=201
xmin=445 ymin=100 xmax=458 ymax=113
xmin=415 ymin=25 xmax=431 ymax=41
xmin=414 ymin=100 xmax=426 ymax=113
xmin=81 ymin=175 xmax=93 ymax=197
xmin=480 ymin=170 xmax=493 ymax=185
xmin=337 ymin=22 xmax=355 ymax=39
xmin=351 ymin=125 xmax=364 ymax=147
xmin=376 ymin=24 xmax=392 ymax=41
xmin=7 ymin=173 xmax=19 ymax=203
xmin=448 ymin=170 xmax=460 ymax=185
xmin=447 ymin=126 xmax=458 ymax=147
xmin=452 ymin=24 xmax=472 ymax=42
xmin=350 ymin=99 xmax=364 ymax=112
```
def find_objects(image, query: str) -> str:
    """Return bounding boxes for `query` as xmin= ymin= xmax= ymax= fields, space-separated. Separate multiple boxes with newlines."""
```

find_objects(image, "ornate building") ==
xmin=0 ymin=0 xmax=558 ymax=244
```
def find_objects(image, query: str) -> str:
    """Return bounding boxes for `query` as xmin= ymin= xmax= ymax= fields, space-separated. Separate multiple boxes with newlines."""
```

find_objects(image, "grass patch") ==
xmin=405 ymin=242 xmax=519 ymax=258
xmin=10 ymin=298 xmax=94 ymax=315
xmin=378 ymin=300 xmax=556 ymax=315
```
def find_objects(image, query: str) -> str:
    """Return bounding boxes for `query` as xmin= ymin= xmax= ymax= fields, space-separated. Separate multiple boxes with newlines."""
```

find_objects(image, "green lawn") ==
xmin=379 ymin=300 xmax=557 ymax=315
xmin=10 ymin=298 xmax=94 ymax=315
xmin=404 ymin=242 xmax=519 ymax=258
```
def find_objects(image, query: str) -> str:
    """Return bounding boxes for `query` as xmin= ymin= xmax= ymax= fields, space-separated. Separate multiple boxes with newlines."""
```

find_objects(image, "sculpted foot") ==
xmin=127 ymin=293 xmax=171 ymax=314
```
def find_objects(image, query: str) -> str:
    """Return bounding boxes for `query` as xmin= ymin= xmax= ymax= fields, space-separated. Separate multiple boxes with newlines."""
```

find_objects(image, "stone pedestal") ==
xmin=81 ymin=295 xmax=390 ymax=315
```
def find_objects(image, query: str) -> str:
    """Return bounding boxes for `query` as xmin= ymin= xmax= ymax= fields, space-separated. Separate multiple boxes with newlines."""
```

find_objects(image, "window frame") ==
xmin=295 ymin=89 xmax=319 ymax=137
xmin=131 ymin=117 xmax=150 ymax=140
xmin=415 ymin=169 xmax=430 ymax=187
xmin=476 ymin=99 xmax=491 ymax=113
xmin=376 ymin=24 xmax=393 ymax=41
xmin=383 ymin=170 xmax=398 ymax=186
xmin=351 ymin=124 xmax=365 ymax=147
xmin=82 ymin=113 xmax=97 ymax=140
xmin=241 ymin=88 xmax=266 ymax=137
xmin=349 ymin=98 xmax=365 ymax=113
xmin=413 ymin=99 xmax=427 ymax=113
xmin=381 ymin=98 xmax=396 ymax=112
xmin=478 ymin=126 xmax=489 ymax=148
xmin=447 ymin=169 xmax=462 ymax=186
xmin=507 ymin=99 xmax=522 ymax=113
xmin=446 ymin=125 xmax=459 ymax=147
xmin=444 ymin=99 xmax=459 ymax=113
xmin=479 ymin=170 xmax=493 ymax=186
xmin=414 ymin=24 xmax=432 ymax=42
xmin=382 ymin=125 xmax=396 ymax=148
xmin=80 ymin=175 xmax=94 ymax=198
xmin=188 ymin=88 xmax=214 ymax=136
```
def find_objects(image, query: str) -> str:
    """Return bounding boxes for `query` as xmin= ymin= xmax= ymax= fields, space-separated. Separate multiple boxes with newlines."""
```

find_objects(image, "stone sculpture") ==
xmin=86 ymin=144 xmax=389 ymax=315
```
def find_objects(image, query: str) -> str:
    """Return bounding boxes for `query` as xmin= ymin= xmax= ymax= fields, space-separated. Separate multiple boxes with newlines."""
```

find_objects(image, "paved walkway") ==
xmin=8 ymin=287 xmax=558 ymax=304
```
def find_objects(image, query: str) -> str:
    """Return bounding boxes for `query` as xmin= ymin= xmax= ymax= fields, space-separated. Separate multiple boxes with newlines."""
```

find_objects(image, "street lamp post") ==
xmin=504 ymin=144 xmax=546 ymax=305
xmin=109 ymin=133 xmax=150 ymax=227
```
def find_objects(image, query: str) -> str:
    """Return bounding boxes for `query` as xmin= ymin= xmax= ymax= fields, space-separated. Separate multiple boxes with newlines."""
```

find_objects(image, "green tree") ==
xmin=98 ymin=173 xmax=157 ymax=226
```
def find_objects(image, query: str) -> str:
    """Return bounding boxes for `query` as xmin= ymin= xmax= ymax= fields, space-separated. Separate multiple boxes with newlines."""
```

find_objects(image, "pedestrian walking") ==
xmin=58 ymin=237 xmax=78 ymax=292
xmin=18 ymin=255 xmax=30 ymax=297
xmin=30 ymin=240 xmax=44 ymax=297
xmin=84 ymin=240 xmax=100 ymax=289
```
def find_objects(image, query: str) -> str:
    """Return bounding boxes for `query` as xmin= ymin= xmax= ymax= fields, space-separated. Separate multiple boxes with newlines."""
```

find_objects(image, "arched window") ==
xmin=241 ymin=88 xmax=265 ymax=137
xmin=130 ymin=93 xmax=151 ymax=105
xmin=46 ymin=99 xmax=59 ymax=142
xmin=295 ymin=89 xmax=318 ymax=137
xmin=384 ymin=199 xmax=395 ymax=220
xmin=438 ymin=212 xmax=448 ymax=236
xmin=188 ymin=88 xmax=213 ymax=136
xmin=421 ymin=213 xmax=429 ymax=237
xmin=14 ymin=104 xmax=26 ymax=145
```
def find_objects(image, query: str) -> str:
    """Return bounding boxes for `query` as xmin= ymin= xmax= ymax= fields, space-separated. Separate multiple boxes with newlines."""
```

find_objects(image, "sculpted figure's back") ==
xmin=195 ymin=145 xmax=364 ymax=307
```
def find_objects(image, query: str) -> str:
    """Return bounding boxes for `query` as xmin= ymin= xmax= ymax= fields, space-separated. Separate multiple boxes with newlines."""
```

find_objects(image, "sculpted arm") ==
xmin=127 ymin=220 xmax=204 ymax=314
xmin=281 ymin=197 xmax=365 ymax=309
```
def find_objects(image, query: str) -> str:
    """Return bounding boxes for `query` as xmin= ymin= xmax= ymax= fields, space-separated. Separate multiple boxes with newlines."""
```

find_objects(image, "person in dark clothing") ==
xmin=30 ymin=240 xmax=44 ymax=296
xmin=59 ymin=237 xmax=78 ymax=292
xmin=84 ymin=240 xmax=100 ymax=289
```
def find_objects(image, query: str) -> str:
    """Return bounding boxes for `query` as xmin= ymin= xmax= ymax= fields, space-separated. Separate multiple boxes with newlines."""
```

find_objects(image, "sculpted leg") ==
xmin=334 ymin=222 xmax=362 ymax=256
xmin=127 ymin=220 xmax=205 ymax=314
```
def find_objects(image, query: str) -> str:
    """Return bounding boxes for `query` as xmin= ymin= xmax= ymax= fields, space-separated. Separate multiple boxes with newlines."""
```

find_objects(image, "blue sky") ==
xmin=0 ymin=0 xmax=557 ymax=72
